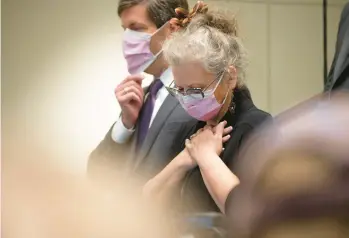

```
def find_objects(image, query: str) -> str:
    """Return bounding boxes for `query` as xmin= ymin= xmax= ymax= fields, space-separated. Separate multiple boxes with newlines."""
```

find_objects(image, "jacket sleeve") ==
xmin=87 ymin=122 xmax=133 ymax=180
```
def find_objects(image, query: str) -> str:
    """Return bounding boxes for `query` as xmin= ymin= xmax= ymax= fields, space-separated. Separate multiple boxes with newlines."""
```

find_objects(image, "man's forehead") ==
xmin=120 ymin=4 xmax=150 ymax=26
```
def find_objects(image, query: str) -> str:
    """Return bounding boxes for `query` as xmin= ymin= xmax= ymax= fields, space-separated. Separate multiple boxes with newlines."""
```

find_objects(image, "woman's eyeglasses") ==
xmin=166 ymin=72 xmax=225 ymax=100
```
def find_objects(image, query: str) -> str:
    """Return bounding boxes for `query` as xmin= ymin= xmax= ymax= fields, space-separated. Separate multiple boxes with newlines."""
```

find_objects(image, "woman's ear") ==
xmin=227 ymin=65 xmax=237 ymax=90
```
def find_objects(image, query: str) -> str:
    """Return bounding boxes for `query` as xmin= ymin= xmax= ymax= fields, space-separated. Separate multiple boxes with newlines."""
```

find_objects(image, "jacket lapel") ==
xmin=133 ymin=95 xmax=179 ymax=170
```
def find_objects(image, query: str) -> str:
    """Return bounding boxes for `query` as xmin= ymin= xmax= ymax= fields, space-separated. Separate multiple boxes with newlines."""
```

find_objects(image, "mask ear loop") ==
xmin=154 ymin=49 xmax=163 ymax=58
xmin=213 ymin=72 xmax=226 ymax=91
xmin=201 ymin=71 xmax=226 ymax=99
xmin=143 ymin=20 xmax=170 ymax=73
xmin=210 ymin=72 xmax=231 ymax=125
xmin=214 ymin=72 xmax=229 ymax=105
xmin=140 ymin=48 xmax=164 ymax=73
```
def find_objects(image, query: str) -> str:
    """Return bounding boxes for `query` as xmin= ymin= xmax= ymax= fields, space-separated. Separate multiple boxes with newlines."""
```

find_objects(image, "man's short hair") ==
xmin=117 ymin=0 xmax=189 ymax=28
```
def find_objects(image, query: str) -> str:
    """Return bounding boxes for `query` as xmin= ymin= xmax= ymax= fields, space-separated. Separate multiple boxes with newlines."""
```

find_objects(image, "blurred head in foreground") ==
xmin=228 ymin=92 xmax=349 ymax=238
xmin=2 ymin=156 xmax=172 ymax=238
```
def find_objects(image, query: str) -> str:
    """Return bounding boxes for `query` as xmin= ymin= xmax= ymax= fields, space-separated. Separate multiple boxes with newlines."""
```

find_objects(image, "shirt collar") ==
xmin=158 ymin=67 xmax=173 ymax=88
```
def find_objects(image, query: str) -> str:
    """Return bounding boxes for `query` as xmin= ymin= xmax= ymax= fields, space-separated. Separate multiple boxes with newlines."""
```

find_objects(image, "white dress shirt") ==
xmin=111 ymin=68 xmax=173 ymax=143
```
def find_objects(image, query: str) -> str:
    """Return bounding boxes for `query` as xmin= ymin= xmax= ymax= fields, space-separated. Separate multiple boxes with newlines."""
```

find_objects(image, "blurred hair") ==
xmin=227 ymin=92 xmax=349 ymax=238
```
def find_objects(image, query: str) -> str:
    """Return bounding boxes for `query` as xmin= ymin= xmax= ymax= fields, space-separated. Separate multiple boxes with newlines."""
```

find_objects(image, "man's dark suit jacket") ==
xmin=87 ymin=92 xmax=197 ymax=181
xmin=325 ymin=2 xmax=349 ymax=92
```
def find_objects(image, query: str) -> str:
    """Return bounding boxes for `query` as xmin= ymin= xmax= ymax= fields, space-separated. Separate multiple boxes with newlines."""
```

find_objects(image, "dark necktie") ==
xmin=136 ymin=79 xmax=163 ymax=151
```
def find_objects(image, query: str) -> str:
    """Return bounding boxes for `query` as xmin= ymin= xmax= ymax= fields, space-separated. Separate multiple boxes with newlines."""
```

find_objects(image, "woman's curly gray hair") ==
xmin=163 ymin=3 xmax=248 ymax=86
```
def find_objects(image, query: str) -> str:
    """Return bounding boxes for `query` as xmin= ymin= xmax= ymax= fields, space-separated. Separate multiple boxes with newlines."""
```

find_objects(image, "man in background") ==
xmin=325 ymin=2 xmax=349 ymax=93
xmin=88 ymin=0 xmax=196 ymax=181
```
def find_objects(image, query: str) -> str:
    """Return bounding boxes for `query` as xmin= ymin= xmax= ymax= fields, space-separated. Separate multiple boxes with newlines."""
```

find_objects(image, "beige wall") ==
xmin=189 ymin=0 xmax=346 ymax=113
xmin=2 ymin=0 xmax=346 ymax=173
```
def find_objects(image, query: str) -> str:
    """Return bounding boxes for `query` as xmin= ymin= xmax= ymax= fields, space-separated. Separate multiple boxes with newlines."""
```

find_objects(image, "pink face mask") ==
xmin=177 ymin=73 xmax=228 ymax=121
xmin=122 ymin=28 xmax=163 ymax=75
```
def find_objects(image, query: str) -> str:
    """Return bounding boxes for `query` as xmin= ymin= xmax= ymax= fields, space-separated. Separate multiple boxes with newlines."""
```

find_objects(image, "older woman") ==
xmin=143 ymin=1 xmax=271 ymax=214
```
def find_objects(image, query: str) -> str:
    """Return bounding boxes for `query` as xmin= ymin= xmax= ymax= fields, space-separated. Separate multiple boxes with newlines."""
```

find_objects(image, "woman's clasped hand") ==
xmin=185 ymin=121 xmax=233 ymax=162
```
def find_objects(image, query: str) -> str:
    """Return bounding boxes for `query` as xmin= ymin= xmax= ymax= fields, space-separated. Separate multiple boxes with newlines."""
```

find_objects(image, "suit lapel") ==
xmin=133 ymin=95 xmax=179 ymax=170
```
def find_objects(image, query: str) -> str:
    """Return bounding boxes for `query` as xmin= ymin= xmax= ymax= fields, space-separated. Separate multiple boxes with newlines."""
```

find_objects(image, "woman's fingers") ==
xmin=196 ymin=128 xmax=204 ymax=134
xmin=190 ymin=128 xmax=204 ymax=139
xmin=185 ymin=139 xmax=195 ymax=158
xmin=223 ymin=126 xmax=233 ymax=136
xmin=214 ymin=121 xmax=226 ymax=136
xmin=204 ymin=124 xmax=212 ymax=130
xmin=222 ymin=135 xmax=231 ymax=143
xmin=185 ymin=139 xmax=193 ymax=149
